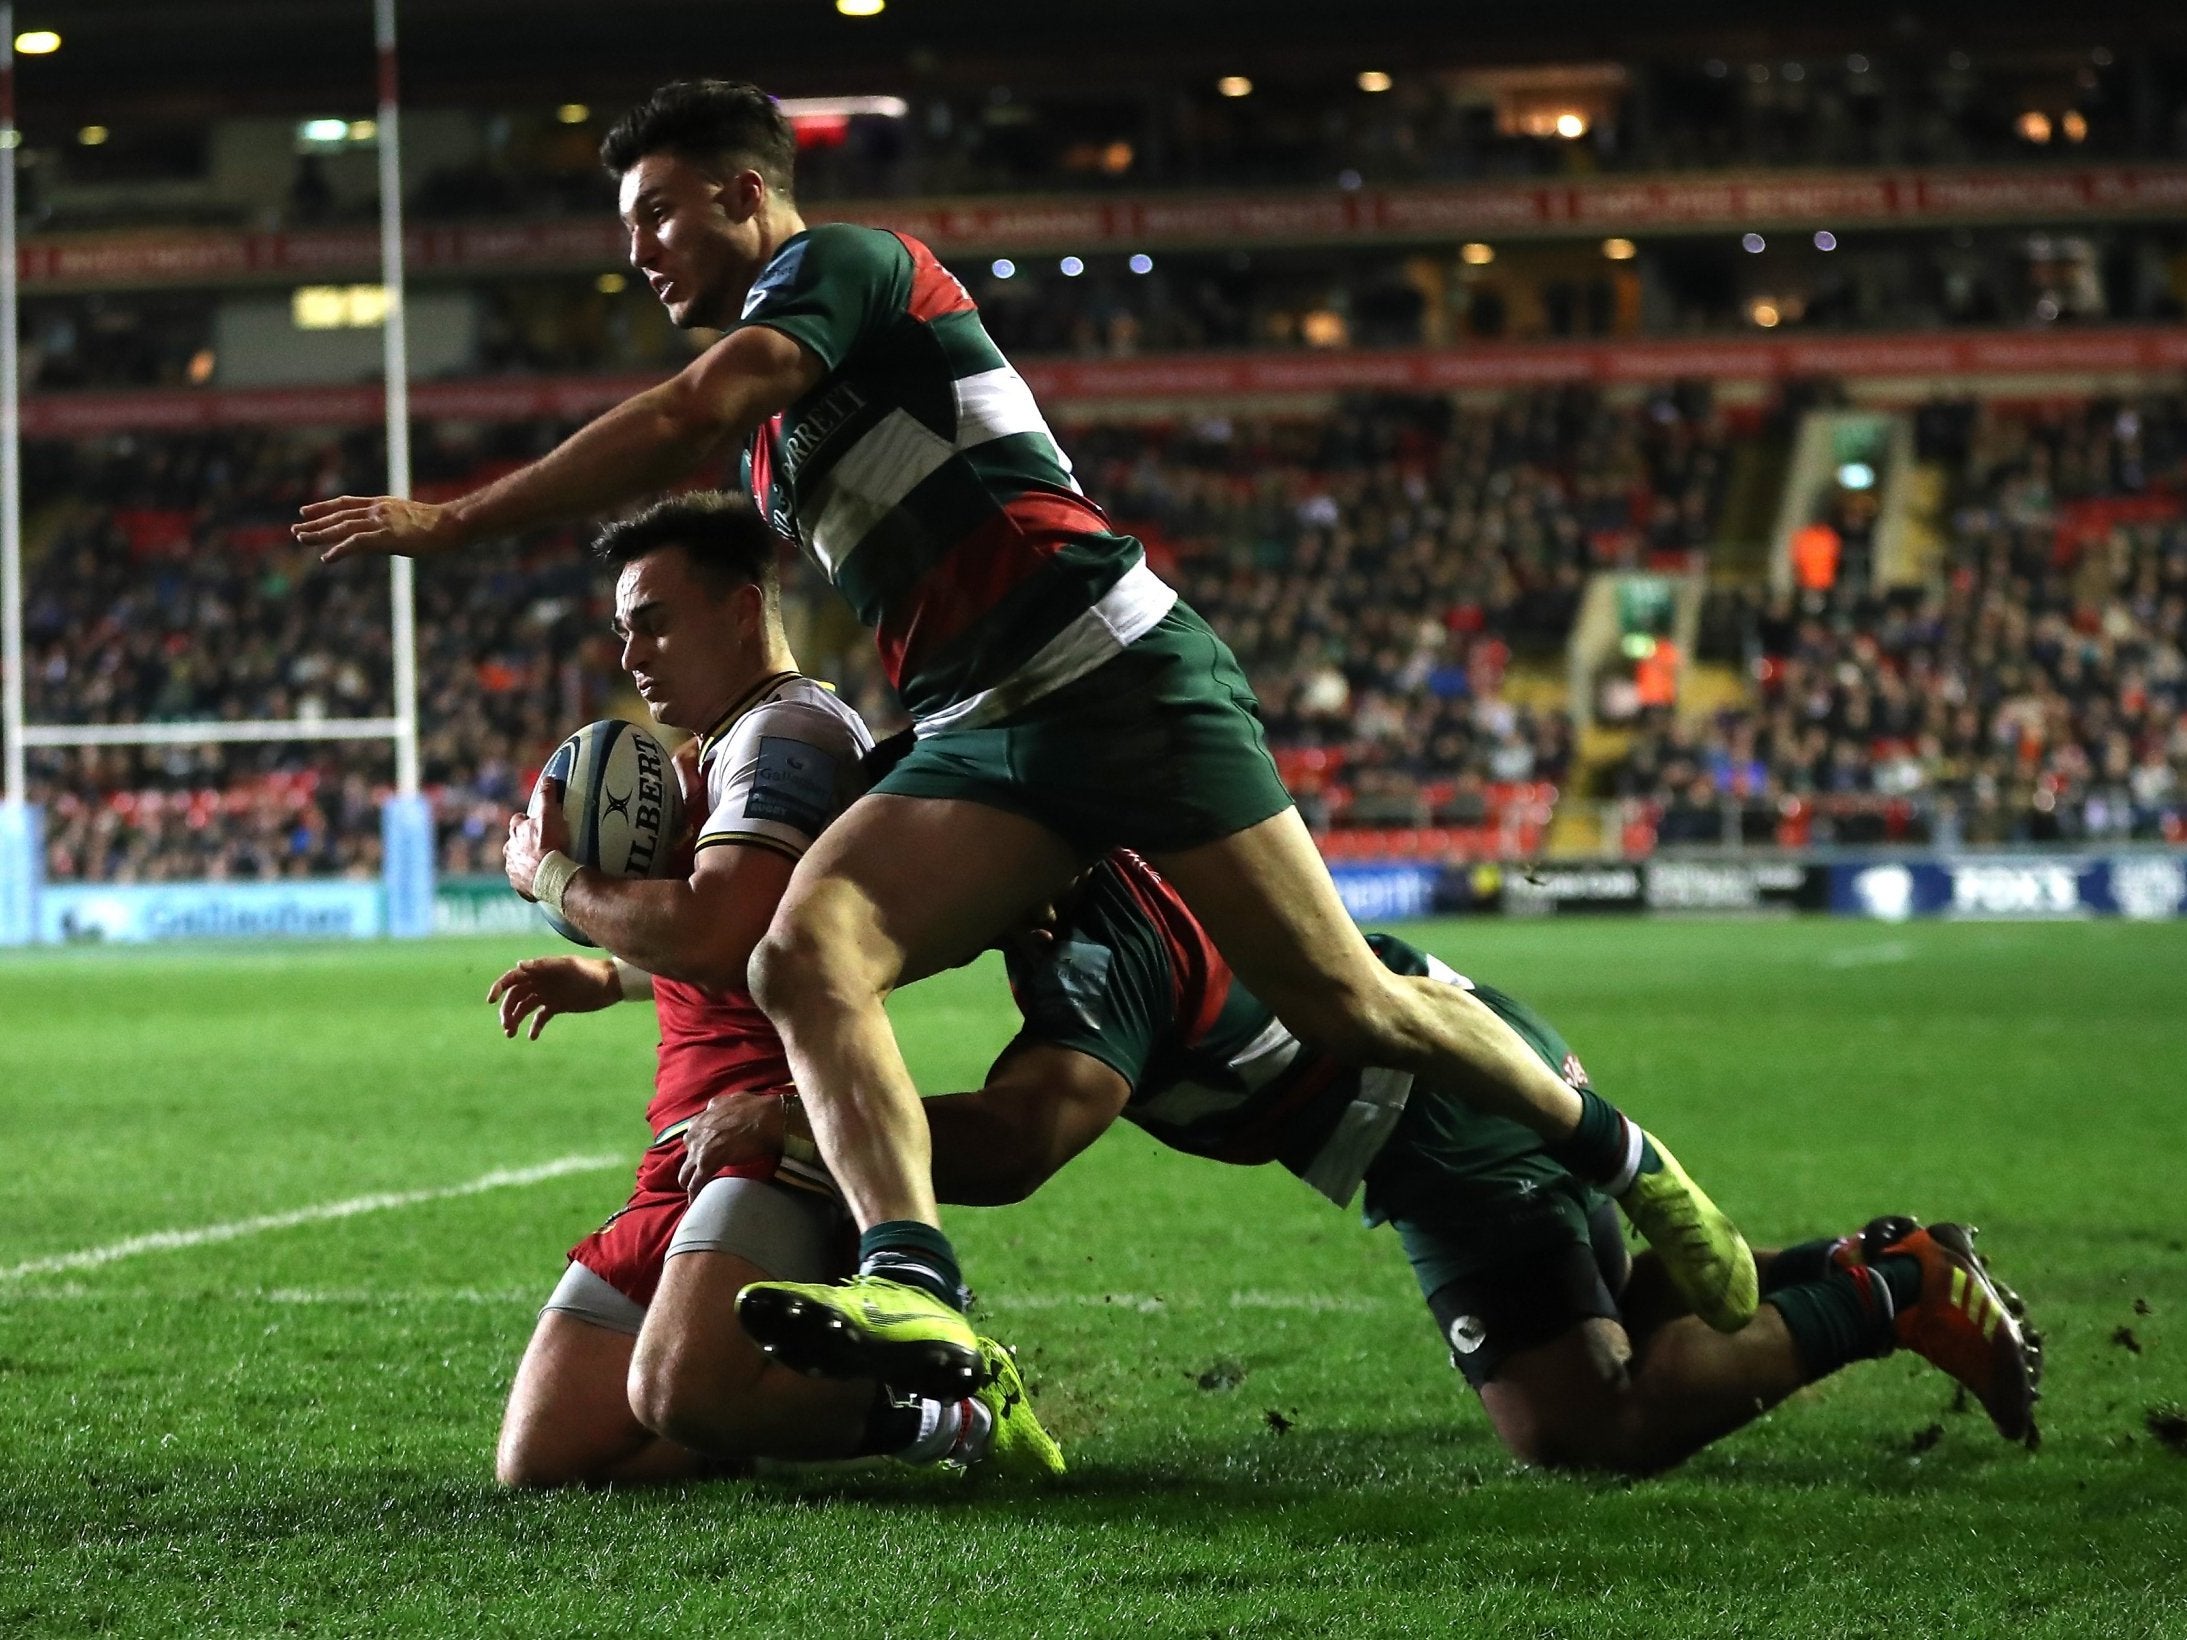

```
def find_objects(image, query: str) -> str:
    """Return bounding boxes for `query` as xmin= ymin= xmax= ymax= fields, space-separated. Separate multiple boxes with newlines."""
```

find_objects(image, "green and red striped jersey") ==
xmin=1002 ymin=852 xmax=1575 ymax=1208
xmin=734 ymin=223 xmax=1174 ymax=728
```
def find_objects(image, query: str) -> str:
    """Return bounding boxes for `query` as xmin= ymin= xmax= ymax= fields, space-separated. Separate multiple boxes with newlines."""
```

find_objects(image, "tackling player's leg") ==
xmin=1456 ymin=1217 xmax=2042 ymax=1473
xmin=744 ymin=791 xmax=1085 ymax=1396
xmin=1149 ymin=806 xmax=1756 ymax=1332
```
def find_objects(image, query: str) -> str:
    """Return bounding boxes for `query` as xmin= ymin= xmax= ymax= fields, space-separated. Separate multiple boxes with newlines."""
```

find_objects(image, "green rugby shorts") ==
xmin=871 ymin=601 xmax=1295 ymax=855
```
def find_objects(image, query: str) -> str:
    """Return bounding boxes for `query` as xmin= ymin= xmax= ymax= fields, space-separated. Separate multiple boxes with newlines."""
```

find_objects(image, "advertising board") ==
xmin=35 ymin=881 xmax=386 ymax=943
xmin=1833 ymin=855 xmax=2186 ymax=921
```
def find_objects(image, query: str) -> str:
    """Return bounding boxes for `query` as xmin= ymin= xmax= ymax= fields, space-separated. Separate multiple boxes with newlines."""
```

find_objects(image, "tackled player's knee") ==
xmin=493 ymin=1437 xmax=590 ymax=1491
xmin=628 ymin=1343 xmax=762 ymax=1456
xmin=627 ymin=1354 xmax=700 ymax=1448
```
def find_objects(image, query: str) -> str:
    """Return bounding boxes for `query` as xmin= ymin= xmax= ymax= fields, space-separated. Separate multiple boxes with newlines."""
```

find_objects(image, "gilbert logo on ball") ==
xmin=531 ymin=720 xmax=685 ymax=945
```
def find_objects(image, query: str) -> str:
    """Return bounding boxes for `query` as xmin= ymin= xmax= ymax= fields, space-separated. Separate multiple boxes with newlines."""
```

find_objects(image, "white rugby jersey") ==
xmin=689 ymin=670 xmax=875 ymax=861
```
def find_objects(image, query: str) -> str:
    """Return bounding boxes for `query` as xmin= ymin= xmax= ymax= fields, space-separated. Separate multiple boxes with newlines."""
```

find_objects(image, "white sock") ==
xmin=1605 ymin=1117 xmax=1647 ymax=1197
xmin=892 ymin=1396 xmax=994 ymax=1466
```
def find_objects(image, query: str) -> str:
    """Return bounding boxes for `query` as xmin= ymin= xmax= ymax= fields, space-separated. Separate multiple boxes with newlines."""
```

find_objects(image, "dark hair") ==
xmin=592 ymin=491 xmax=782 ymax=606
xmin=600 ymin=79 xmax=797 ymax=199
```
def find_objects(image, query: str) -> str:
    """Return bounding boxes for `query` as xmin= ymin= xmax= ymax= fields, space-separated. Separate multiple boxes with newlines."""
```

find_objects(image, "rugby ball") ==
xmin=529 ymin=719 xmax=685 ymax=945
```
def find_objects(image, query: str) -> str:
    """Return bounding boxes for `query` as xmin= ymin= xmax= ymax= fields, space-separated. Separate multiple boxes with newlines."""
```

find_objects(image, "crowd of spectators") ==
xmin=1057 ymin=388 xmax=1733 ymax=828
xmin=1616 ymin=396 xmax=2187 ymax=848
xmin=19 ymin=423 xmax=623 ymax=882
xmin=17 ymin=386 xmax=2185 ymax=884
xmin=16 ymin=388 xmax=1734 ymax=880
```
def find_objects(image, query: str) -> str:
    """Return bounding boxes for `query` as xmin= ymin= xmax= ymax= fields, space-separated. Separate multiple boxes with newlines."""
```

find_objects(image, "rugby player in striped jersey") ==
xmin=298 ymin=80 xmax=1755 ymax=1400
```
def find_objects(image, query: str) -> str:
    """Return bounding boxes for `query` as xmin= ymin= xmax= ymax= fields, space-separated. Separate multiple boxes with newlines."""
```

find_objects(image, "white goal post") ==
xmin=0 ymin=1 xmax=431 ymax=945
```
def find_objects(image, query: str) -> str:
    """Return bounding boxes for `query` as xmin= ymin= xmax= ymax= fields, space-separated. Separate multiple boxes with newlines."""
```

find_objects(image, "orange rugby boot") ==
xmin=1876 ymin=1221 xmax=2043 ymax=1448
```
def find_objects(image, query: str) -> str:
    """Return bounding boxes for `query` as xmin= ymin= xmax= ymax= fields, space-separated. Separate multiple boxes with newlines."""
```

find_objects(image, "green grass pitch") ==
xmin=2 ymin=917 xmax=2183 ymax=1637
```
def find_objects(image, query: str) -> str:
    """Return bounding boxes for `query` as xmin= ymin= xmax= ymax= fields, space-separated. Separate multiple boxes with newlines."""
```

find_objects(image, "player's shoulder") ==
xmin=739 ymin=225 xmax=909 ymax=336
xmin=749 ymin=674 xmax=873 ymax=745
xmin=781 ymin=222 xmax=909 ymax=281
xmin=700 ymin=672 xmax=870 ymax=770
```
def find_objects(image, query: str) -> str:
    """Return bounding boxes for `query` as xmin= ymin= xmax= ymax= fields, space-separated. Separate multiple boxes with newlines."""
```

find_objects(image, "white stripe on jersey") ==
xmin=913 ymin=559 xmax=1178 ymax=736
xmin=805 ymin=410 xmax=955 ymax=577
xmin=1222 ymin=1015 xmax=1305 ymax=1089
xmin=1423 ymin=953 xmax=1475 ymax=990
xmin=952 ymin=365 xmax=1081 ymax=489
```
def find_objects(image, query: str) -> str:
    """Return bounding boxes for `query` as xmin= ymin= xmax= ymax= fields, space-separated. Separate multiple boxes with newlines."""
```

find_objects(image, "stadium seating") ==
xmin=14 ymin=391 xmax=2183 ymax=880
xmin=1612 ymin=394 xmax=2187 ymax=850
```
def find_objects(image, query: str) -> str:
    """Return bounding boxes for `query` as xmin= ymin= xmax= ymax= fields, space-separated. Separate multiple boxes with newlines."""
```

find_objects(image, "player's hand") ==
xmin=678 ymin=1093 xmax=785 ymax=1196
xmin=503 ymin=812 xmax=547 ymax=899
xmin=487 ymin=956 xmax=619 ymax=1040
xmin=293 ymin=495 xmax=468 ymax=565
xmin=503 ymin=801 xmax=572 ymax=899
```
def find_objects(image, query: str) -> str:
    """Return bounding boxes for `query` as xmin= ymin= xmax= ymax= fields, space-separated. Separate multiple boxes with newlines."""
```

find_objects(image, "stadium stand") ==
xmin=21 ymin=425 xmax=617 ymax=880
xmin=11 ymin=29 xmax=2187 ymax=889
xmin=20 ymin=385 xmax=1740 ymax=880
xmin=1612 ymin=395 xmax=2187 ymax=850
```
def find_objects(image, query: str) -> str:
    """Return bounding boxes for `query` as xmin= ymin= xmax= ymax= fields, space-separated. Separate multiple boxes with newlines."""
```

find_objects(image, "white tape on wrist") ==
xmin=613 ymin=959 xmax=655 ymax=1001
xmin=532 ymin=849 xmax=581 ymax=918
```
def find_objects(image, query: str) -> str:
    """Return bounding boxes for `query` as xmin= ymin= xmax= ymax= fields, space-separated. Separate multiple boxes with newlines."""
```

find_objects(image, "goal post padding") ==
xmin=0 ymin=799 xmax=38 ymax=945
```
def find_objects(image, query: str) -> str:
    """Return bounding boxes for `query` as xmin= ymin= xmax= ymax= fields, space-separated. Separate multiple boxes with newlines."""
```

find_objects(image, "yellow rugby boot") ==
xmin=959 ymin=1337 xmax=1066 ymax=1479
xmin=1616 ymin=1130 xmax=1760 ymax=1333
xmin=736 ymin=1274 xmax=990 ymax=1399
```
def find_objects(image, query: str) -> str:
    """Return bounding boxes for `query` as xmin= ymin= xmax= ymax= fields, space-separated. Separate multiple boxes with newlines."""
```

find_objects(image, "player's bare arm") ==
xmin=677 ymin=1043 xmax=1129 ymax=1206
xmin=505 ymin=809 xmax=794 ymax=991
xmin=295 ymin=327 xmax=822 ymax=564
xmin=920 ymin=1045 xmax=1132 ymax=1206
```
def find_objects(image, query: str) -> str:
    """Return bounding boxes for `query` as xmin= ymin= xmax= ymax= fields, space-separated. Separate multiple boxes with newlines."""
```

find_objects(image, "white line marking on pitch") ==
xmin=0 ymin=1285 xmax=543 ymax=1305
xmin=0 ymin=1154 xmax=622 ymax=1283
xmin=1824 ymin=940 xmax=1913 ymax=968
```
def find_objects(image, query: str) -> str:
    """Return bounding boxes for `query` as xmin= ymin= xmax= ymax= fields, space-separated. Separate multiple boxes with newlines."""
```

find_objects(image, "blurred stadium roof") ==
xmin=16 ymin=0 xmax=2187 ymax=120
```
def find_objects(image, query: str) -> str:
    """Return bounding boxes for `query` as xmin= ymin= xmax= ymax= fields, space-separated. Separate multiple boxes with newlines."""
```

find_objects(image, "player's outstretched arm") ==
xmin=922 ymin=1043 xmax=1133 ymax=1207
xmin=294 ymin=325 xmax=824 ymax=565
xmin=487 ymin=956 xmax=622 ymax=1040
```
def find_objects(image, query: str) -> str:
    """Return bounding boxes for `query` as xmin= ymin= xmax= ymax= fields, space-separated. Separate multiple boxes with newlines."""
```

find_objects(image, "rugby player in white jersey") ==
xmin=488 ymin=491 xmax=1057 ymax=1485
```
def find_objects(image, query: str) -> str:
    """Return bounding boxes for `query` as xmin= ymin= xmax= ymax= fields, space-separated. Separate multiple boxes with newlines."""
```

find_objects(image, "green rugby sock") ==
xmin=1549 ymin=1088 xmax=1662 ymax=1193
xmin=857 ymin=1221 xmax=968 ymax=1312
xmin=1761 ymin=1238 xmax=1843 ymax=1294
xmin=1767 ymin=1266 xmax=1898 ymax=1381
